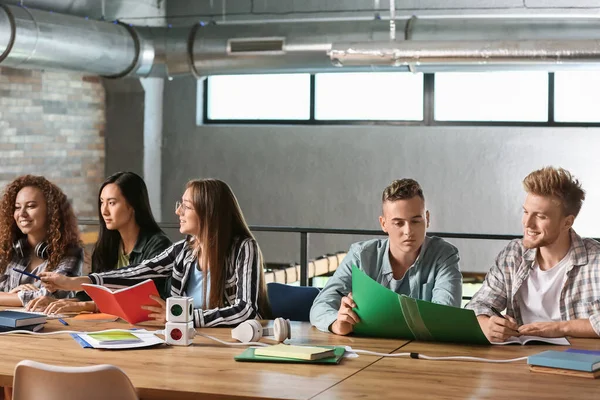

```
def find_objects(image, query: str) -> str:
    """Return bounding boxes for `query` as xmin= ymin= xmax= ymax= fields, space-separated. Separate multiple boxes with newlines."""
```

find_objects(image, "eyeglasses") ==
xmin=175 ymin=201 xmax=192 ymax=214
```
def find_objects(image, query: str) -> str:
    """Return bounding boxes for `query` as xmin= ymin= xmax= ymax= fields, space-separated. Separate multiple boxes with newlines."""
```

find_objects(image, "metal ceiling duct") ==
xmin=188 ymin=17 xmax=600 ymax=77
xmin=188 ymin=20 xmax=393 ymax=77
xmin=0 ymin=3 xmax=147 ymax=77
xmin=4 ymin=3 xmax=600 ymax=78
xmin=329 ymin=39 xmax=600 ymax=72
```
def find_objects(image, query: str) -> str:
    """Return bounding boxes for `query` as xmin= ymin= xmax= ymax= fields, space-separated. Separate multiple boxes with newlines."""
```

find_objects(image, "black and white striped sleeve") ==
xmin=88 ymin=240 xmax=184 ymax=289
xmin=195 ymin=238 xmax=261 ymax=327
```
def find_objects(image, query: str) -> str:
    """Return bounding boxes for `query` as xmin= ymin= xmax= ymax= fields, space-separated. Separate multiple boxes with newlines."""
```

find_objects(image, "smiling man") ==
xmin=310 ymin=179 xmax=462 ymax=335
xmin=466 ymin=167 xmax=600 ymax=342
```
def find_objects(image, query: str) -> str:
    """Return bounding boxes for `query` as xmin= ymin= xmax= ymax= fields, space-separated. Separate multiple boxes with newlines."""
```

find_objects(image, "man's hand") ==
xmin=478 ymin=314 xmax=521 ymax=342
xmin=330 ymin=292 xmax=360 ymax=336
xmin=518 ymin=321 xmax=565 ymax=338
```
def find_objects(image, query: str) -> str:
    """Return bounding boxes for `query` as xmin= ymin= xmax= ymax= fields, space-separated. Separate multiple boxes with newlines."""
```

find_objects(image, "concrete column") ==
xmin=140 ymin=77 xmax=164 ymax=221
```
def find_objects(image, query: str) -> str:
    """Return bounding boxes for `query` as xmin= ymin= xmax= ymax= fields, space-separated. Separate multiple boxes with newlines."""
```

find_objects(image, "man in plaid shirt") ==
xmin=466 ymin=167 xmax=600 ymax=342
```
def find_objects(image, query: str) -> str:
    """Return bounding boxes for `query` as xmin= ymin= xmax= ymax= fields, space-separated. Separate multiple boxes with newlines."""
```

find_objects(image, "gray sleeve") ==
xmin=309 ymin=246 xmax=359 ymax=333
xmin=430 ymin=247 xmax=463 ymax=308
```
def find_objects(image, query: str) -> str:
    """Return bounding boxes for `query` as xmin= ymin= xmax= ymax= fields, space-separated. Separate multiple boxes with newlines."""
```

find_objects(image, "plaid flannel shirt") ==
xmin=466 ymin=230 xmax=600 ymax=335
xmin=0 ymin=246 xmax=83 ymax=306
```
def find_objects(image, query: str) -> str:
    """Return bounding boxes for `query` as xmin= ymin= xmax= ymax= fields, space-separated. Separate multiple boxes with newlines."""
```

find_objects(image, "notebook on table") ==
xmin=0 ymin=310 xmax=46 ymax=327
xmin=81 ymin=279 xmax=160 ymax=325
xmin=235 ymin=346 xmax=345 ymax=364
xmin=254 ymin=344 xmax=336 ymax=361
xmin=528 ymin=350 xmax=600 ymax=379
xmin=493 ymin=336 xmax=570 ymax=346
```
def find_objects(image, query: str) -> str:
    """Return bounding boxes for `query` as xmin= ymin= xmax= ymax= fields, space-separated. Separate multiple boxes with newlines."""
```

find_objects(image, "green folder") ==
xmin=235 ymin=346 xmax=345 ymax=364
xmin=352 ymin=266 xmax=489 ymax=345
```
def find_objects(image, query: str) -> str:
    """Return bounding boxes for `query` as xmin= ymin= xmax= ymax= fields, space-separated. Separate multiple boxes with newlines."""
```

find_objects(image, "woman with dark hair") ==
xmin=41 ymin=178 xmax=270 ymax=327
xmin=0 ymin=175 xmax=82 ymax=306
xmin=27 ymin=172 xmax=171 ymax=314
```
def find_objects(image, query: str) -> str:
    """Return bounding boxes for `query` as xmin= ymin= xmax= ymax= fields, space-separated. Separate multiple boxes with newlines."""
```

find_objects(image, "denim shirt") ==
xmin=310 ymin=236 xmax=462 ymax=332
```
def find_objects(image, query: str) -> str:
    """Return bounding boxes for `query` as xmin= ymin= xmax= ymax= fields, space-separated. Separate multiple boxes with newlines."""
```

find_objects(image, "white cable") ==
xmin=195 ymin=332 xmax=269 ymax=347
xmin=0 ymin=328 xmax=268 ymax=347
xmin=345 ymin=346 xmax=528 ymax=363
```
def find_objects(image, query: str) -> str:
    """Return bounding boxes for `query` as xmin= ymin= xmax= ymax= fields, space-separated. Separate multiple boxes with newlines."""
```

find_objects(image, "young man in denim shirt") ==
xmin=310 ymin=179 xmax=462 ymax=335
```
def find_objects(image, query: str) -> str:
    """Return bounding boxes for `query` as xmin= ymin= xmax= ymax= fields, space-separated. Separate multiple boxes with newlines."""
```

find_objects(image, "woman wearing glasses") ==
xmin=40 ymin=178 xmax=270 ymax=327
xmin=27 ymin=172 xmax=171 ymax=314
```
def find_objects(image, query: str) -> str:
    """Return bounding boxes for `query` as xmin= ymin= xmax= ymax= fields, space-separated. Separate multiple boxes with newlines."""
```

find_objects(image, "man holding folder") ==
xmin=310 ymin=179 xmax=462 ymax=335
xmin=466 ymin=167 xmax=600 ymax=342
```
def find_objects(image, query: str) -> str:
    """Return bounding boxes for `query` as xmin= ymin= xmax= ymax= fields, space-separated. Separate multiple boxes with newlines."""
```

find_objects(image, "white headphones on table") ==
xmin=231 ymin=317 xmax=291 ymax=343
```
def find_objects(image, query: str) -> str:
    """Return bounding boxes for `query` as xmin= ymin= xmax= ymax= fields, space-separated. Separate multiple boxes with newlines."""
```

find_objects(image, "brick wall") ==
xmin=0 ymin=66 xmax=105 ymax=223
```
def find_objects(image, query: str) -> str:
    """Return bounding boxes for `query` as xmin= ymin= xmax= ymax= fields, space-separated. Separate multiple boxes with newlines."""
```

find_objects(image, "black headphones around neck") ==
xmin=13 ymin=238 xmax=50 ymax=260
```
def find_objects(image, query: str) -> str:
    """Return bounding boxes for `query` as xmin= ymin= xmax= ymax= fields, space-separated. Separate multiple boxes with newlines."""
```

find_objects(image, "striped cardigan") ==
xmin=88 ymin=236 xmax=263 ymax=327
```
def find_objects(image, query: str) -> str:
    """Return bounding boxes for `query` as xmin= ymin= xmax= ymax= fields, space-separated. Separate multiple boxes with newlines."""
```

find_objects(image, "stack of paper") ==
xmin=71 ymin=329 xmax=164 ymax=349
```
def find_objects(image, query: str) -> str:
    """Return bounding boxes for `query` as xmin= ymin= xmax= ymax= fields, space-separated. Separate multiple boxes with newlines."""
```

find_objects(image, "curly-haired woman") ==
xmin=0 ymin=175 xmax=83 ymax=306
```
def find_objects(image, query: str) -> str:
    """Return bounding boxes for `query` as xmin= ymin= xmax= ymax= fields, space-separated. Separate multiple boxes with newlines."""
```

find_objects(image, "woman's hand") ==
xmin=25 ymin=295 xmax=56 ymax=311
xmin=142 ymin=295 xmax=166 ymax=324
xmin=9 ymin=284 xmax=39 ymax=294
xmin=44 ymin=299 xmax=96 ymax=315
xmin=39 ymin=272 xmax=90 ymax=292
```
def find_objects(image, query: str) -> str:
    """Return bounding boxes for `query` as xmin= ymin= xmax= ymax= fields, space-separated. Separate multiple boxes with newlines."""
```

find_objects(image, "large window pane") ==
xmin=207 ymin=74 xmax=310 ymax=120
xmin=315 ymin=72 xmax=423 ymax=121
xmin=435 ymin=72 xmax=548 ymax=122
xmin=555 ymin=71 xmax=600 ymax=123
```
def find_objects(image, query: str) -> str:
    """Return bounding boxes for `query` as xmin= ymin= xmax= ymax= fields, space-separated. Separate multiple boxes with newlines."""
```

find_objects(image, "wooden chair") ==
xmin=12 ymin=360 xmax=138 ymax=400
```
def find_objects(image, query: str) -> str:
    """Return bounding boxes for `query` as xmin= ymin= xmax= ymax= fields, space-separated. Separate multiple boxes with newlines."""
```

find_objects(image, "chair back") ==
xmin=13 ymin=360 xmax=138 ymax=400
xmin=267 ymin=282 xmax=320 ymax=321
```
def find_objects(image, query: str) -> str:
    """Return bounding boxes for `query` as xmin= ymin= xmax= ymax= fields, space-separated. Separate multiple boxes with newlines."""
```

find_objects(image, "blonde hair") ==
xmin=382 ymin=179 xmax=424 ymax=203
xmin=523 ymin=167 xmax=585 ymax=217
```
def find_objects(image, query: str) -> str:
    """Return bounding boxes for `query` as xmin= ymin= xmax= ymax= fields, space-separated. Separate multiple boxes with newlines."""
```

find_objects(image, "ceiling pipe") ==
xmin=329 ymin=39 xmax=600 ymax=72
xmin=0 ymin=4 xmax=146 ymax=77
xmin=5 ymin=4 xmax=600 ymax=78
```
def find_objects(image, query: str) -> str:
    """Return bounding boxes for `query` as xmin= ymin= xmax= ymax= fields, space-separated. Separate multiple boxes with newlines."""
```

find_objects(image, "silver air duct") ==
xmin=0 ymin=4 xmax=147 ymax=77
xmin=188 ymin=20 xmax=391 ymax=78
xmin=4 ymin=4 xmax=600 ymax=78
xmin=329 ymin=39 xmax=600 ymax=72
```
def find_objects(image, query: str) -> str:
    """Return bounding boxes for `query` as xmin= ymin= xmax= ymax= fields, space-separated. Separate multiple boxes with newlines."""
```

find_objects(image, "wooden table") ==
xmin=0 ymin=319 xmax=409 ymax=400
xmin=314 ymin=338 xmax=600 ymax=400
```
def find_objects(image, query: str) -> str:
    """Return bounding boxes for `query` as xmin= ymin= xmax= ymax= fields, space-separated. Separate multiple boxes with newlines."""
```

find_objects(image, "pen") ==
xmin=490 ymin=306 xmax=506 ymax=319
xmin=12 ymin=268 xmax=41 ymax=281
xmin=58 ymin=318 xmax=69 ymax=326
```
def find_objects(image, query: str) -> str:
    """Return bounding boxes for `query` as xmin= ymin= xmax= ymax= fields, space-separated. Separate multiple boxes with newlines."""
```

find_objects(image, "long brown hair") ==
xmin=186 ymin=179 xmax=270 ymax=316
xmin=0 ymin=175 xmax=81 ymax=273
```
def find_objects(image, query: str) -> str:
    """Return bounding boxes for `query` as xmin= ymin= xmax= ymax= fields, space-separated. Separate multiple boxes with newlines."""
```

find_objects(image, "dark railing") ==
xmin=78 ymin=220 xmax=536 ymax=286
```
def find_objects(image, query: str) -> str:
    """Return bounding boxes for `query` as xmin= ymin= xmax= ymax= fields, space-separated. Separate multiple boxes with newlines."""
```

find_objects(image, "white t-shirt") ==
xmin=517 ymin=250 xmax=572 ymax=324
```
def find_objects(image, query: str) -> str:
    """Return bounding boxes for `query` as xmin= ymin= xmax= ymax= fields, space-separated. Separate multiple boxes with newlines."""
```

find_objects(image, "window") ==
xmin=315 ymin=72 xmax=423 ymax=121
xmin=434 ymin=72 xmax=548 ymax=122
xmin=554 ymin=71 xmax=600 ymax=123
xmin=206 ymin=74 xmax=311 ymax=120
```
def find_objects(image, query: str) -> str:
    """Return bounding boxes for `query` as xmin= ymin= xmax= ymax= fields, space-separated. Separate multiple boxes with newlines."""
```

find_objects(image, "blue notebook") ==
xmin=528 ymin=350 xmax=600 ymax=372
xmin=0 ymin=310 xmax=46 ymax=328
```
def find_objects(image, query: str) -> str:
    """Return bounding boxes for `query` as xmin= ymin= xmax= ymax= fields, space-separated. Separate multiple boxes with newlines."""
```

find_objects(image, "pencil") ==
xmin=12 ymin=268 xmax=41 ymax=281
xmin=490 ymin=306 xmax=506 ymax=320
